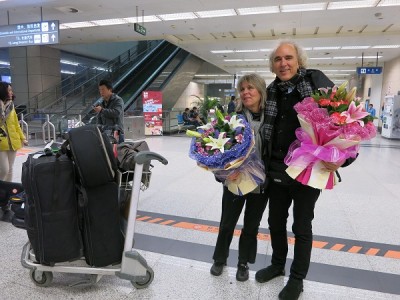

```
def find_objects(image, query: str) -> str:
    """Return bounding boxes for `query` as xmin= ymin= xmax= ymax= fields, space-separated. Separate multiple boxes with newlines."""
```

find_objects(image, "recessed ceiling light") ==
xmin=378 ymin=0 xmax=400 ymax=6
xmin=281 ymin=3 xmax=326 ymax=12
xmin=157 ymin=12 xmax=197 ymax=21
xmin=327 ymin=0 xmax=377 ymax=10
xmin=237 ymin=6 xmax=279 ymax=15
xmin=341 ymin=46 xmax=370 ymax=49
xmin=195 ymin=9 xmax=237 ymax=18
xmin=92 ymin=19 xmax=128 ymax=26
xmin=211 ymin=50 xmax=234 ymax=53
xmin=372 ymin=45 xmax=400 ymax=48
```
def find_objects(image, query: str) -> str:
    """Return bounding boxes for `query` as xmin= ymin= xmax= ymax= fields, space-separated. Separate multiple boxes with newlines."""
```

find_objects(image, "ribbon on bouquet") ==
xmin=198 ymin=139 xmax=265 ymax=195
xmin=285 ymin=115 xmax=360 ymax=190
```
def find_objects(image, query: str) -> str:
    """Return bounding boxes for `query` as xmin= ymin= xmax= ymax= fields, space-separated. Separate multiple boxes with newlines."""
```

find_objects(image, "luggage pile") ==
xmin=22 ymin=125 xmax=124 ymax=267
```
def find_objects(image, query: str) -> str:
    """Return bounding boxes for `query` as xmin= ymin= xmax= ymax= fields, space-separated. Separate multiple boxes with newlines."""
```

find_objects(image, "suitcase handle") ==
xmin=134 ymin=151 xmax=168 ymax=165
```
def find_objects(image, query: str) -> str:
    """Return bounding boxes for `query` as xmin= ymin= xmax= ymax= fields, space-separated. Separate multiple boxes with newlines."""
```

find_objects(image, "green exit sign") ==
xmin=134 ymin=23 xmax=146 ymax=36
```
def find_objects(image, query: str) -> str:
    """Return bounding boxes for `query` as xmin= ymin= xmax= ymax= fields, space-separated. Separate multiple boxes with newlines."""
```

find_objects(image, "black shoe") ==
xmin=255 ymin=265 xmax=285 ymax=283
xmin=236 ymin=263 xmax=249 ymax=282
xmin=278 ymin=278 xmax=304 ymax=300
xmin=210 ymin=262 xmax=225 ymax=276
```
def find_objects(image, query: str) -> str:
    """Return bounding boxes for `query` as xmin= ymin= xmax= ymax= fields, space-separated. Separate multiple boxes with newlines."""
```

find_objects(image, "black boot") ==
xmin=278 ymin=278 xmax=303 ymax=300
xmin=236 ymin=263 xmax=249 ymax=281
xmin=255 ymin=265 xmax=285 ymax=283
xmin=210 ymin=262 xmax=225 ymax=276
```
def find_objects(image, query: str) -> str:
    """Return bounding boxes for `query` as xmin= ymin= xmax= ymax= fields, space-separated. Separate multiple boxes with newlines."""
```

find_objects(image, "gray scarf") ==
xmin=263 ymin=68 xmax=313 ymax=141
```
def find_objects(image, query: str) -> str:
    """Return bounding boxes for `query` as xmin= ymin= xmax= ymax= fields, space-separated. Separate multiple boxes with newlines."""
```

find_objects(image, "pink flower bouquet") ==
xmin=284 ymin=81 xmax=377 ymax=189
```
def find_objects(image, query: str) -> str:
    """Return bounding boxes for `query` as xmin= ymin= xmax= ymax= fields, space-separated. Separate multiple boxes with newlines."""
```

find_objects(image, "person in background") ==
xmin=210 ymin=73 xmax=268 ymax=282
xmin=255 ymin=41 xmax=352 ymax=300
xmin=227 ymin=95 xmax=237 ymax=114
xmin=367 ymin=103 xmax=376 ymax=118
xmin=189 ymin=106 xmax=203 ymax=125
xmin=0 ymin=82 xmax=28 ymax=181
xmin=183 ymin=107 xmax=201 ymax=126
xmin=94 ymin=79 xmax=125 ymax=143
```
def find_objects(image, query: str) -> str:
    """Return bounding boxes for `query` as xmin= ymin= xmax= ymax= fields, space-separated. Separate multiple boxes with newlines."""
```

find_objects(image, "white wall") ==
xmin=382 ymin=56 xmax=400 ymax=100
xmin=173 ymin=81 xmax=205 ymax=111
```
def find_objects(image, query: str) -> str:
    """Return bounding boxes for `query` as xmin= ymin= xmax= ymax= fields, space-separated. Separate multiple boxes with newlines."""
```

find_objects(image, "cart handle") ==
xmin=135 ymin=151 xmax=168 ymax=165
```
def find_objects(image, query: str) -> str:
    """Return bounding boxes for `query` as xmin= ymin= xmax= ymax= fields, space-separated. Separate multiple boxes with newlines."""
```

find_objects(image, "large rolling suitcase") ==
xmin=66 ymin=125 xmax=117 ymax=187
xmin=78 ymin=181 xmax=124 ymax=267
xmin=22 ymin=153 xmax=81 ymax=265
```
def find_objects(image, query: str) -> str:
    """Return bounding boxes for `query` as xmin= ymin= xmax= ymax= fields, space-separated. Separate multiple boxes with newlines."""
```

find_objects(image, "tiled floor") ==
xmin=0 ymin=133 xmax=400 ymax=299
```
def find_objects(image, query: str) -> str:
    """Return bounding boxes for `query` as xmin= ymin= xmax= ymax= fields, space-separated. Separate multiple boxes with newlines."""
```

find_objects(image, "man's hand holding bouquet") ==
xmin=186 ymin=109 xmax=265 ymax=195
xmin=284 ymin=81 xmax=377 ymax=189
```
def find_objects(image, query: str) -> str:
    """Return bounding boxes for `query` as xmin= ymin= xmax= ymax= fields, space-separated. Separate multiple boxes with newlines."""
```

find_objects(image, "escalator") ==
xmin=83 ymin=41 xmax=182 ymax=122
xmin=113 ymin=42 xmax=182 ymax=111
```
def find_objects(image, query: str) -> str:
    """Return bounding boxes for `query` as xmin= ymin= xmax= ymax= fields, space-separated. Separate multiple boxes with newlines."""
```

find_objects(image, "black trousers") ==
xmin=213 ymin=186 xmax=268 ymax=265
xmin=267 ymin=180 xmax=320 ymax=280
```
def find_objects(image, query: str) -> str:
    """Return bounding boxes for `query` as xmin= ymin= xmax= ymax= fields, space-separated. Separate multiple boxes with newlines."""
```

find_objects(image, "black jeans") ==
xmin=267 ymin=180 xmax=320 ymax=280
xmin=213 ymin=186 xmax=268 ymax=265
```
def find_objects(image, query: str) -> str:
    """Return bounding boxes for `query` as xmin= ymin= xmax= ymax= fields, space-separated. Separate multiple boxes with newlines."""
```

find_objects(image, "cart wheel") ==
xmin=131 ymin=268 xmax=154 ymax=289
xmin=29 ymin=269 xmax=53 ymax=287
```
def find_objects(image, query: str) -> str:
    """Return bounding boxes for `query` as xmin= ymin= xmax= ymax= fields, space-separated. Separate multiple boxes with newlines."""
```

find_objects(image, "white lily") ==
xmin=228 ymin=115 xmax=245 ymax=130
xmin=205 ymin=132 xmax=231 ymax=153
xmin=197 ymin=122 xmax=213 ymax=130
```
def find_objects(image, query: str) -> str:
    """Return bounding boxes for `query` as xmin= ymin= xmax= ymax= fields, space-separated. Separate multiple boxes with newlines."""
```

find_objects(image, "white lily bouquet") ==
xmin=187 ymin=110 xmax=265 ymax=195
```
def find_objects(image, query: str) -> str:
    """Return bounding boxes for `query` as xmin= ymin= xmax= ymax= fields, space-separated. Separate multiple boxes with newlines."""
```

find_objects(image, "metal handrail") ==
xmin=42 ymin=115 xmax=56 ymax=143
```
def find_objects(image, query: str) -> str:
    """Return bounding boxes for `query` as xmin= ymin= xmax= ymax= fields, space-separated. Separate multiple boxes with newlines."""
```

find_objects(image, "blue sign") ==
xmin=0 ymin=20 xmax=59 ymax=48
xmin=356 ymin=67 xmax=382 ymax=75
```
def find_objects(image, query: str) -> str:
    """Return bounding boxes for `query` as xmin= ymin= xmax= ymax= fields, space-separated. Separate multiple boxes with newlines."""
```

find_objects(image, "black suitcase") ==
xmin=22 ymin=153 xmax=81 ymax=265
xmin=66 ymin=125 xmax=117 ymax=187
xmin=78 ymin=181 xmax=124 ymax=267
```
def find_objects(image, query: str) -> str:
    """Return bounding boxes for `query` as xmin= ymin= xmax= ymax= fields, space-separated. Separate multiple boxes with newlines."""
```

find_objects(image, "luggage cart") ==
xmin=20 ymin=151 xmax=168 ymax=289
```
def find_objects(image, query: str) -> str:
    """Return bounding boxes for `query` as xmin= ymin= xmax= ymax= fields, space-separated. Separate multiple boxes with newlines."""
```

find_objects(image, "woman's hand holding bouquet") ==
xmin=187 ymin=109 xmax=265 ymax=195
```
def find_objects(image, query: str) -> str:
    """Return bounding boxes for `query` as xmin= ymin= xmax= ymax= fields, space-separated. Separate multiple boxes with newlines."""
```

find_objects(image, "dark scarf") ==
xmin=264 ymin=68 xmax=313 ymax=141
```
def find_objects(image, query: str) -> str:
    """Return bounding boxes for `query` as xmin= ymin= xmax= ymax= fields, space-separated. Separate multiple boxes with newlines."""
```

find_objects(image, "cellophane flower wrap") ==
xmin=284 ymin=81 xmax=377 ymax=189
xmin=187 ymin=109 xmax=265 ymax=195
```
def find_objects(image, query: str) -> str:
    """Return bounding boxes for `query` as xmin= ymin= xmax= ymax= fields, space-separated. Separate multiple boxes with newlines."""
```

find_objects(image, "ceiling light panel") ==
xmin=157 ymin=12 xmax=197 ymax=21
xmin=313 ymin=46 xmax=341 ymax=50
xmin=237 ymin=6 xmax=280 ymax=15
xmin=341 ymin=46 xmax=370 ymax=49
xmin=377 ymin=0 xmax=400 ymax=6
xmin=91 ymin=19 xmax=128 ymax=26
xmin=280 ymin=3 xmax=327 ymax=12
xmin=211 ymin=50 xmax=234 ymax=53
xmin=372 ymin=45 xmax=400 ymax=48
xmin=244 ymin=59 xmax=265 ymax=61
xmin=195 ymin=9 xmax=237 ymax=18
xmin=358 ymin=56 xmax=383 ymax=58
xmin=327 ymin=0 xmax=377 ymax=10
xmin=333 ymin=56 xmax=357 ymax=59
xmin=235 ymin=50 xmax=259 ymax=53
xmin=124 ymin=16 xmax=161 ymax=23
xmin=61 ymin=21 xmax=96 ymax=29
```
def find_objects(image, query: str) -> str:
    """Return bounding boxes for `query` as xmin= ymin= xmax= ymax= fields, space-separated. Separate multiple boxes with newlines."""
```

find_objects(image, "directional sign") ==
xmin=356 ymin=67 xmax=382 ymax=75
xmin=134 ymin=23 xmax=146 ymax=36
xmin=0 ymin=20 xmax=60 ymax=48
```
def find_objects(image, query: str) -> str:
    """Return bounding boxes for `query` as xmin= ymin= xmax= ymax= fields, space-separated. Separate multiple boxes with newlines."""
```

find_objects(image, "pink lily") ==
xmin=340 ymin=101 xmax=369 ymax=127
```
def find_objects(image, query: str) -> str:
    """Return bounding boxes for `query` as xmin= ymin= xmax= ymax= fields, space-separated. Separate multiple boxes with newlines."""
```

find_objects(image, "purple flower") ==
xmin=235 ymin=133 xmax=244 ymax=143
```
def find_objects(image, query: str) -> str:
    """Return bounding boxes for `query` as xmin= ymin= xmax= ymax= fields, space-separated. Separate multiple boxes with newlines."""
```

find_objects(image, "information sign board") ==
xmin=0 ymin=20 xmax=59 ymax=48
